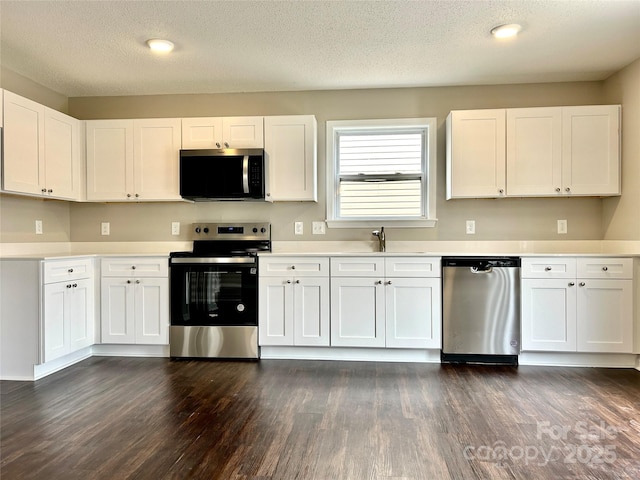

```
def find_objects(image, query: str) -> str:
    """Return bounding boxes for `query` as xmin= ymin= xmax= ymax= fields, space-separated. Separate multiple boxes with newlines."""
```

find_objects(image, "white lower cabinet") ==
xmin=101 ymin=258 xmax=169 ymax=345
xmin=42 ymin=259 xmax=95 ymax=362
xmin=521 ymin=257 xmax=633 ymax=353
xmin=259 ymin=257 xmax=330 ymax=346
xmin=330 ymin=257 xmax=441 ymax=349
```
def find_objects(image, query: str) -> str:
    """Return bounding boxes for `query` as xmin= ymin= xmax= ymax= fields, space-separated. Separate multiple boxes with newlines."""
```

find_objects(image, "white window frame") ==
xmin=326 ymin=117 xmax=437 ymax=228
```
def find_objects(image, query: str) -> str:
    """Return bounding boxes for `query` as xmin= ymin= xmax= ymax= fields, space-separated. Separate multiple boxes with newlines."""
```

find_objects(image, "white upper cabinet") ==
xmin=86 ymin=118 xmax=181 ymax=201
xmin=447 ymin=105 xmax=621 ymax=199
xmin=446 ymin=109 xmax=506 ymax=199
xmin=562 ymin=105 xmax=620 ymax=196
xmin=264 ymin=115 xmax=317 ymax=202
xmin=2 ymin=90 xmax=82 ymax=200
xmin=181 ymin=116 xmax=264 ymax=149
xmin=506 ymin=107 xmax=562 ymax=196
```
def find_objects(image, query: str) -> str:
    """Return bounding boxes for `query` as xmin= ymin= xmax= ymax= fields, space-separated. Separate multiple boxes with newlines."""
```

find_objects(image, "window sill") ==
xmin=326 ymin=219 xmax=438 ymax=229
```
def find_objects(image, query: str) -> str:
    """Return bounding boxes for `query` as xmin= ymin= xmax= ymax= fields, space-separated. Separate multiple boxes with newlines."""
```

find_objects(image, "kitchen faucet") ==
xmin=372 ymin=227 xmax=386 ymax=252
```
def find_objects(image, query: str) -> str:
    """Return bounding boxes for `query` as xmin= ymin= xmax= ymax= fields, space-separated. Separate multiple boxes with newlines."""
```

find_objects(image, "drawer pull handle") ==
xmin=602 ymin=266 xmax=608 ymax=272
xmin=545 ymin=266 xmax=552 ymax=271
xmin=568 ymin=282 xmax=575 ymax=287
xmin=579 ymin=282 xmax=586 ymax=287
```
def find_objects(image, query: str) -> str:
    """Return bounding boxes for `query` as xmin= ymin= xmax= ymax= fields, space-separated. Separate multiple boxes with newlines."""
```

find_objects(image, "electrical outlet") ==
xmin=557 ymin=219 xmax=568 ymax=234
xmin=466 ymin=220 xmax=475 ymax=235
xmin=294 ymin=221 xmax=304 ymax=235
xmin=101 ymin=222 xmax=110 ymax=236
xmin=171 ymin=222 xmax=180 ymax=236
xmin=312 ymin=221 xmax=326 ymax=235
xmin=35 ymin=220 xmax=43 ymax=235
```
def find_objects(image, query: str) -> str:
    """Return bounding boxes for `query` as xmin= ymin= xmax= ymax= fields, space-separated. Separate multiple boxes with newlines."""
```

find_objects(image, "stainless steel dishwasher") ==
xmin=441 ymin=257 xmax=521 ymax=365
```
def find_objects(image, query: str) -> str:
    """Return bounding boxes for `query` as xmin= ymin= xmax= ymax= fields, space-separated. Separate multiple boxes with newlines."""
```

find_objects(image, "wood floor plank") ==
xmin=1 ymin=358 xmax=639 ymax=479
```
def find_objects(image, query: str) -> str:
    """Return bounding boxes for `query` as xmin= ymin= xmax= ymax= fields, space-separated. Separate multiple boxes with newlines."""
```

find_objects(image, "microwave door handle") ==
xmin=242 ymin=156 xmax=250 ymax=194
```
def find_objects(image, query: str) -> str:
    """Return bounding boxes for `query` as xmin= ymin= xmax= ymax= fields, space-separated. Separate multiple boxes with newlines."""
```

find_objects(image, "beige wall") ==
xmin=1 ymin=69 xmax=626 ymax=244
xmin=603 ymin=58 xmax=640 ymax=241
xmin=67 ymin=81 xmax=606 ymax=243
xmin=0 ymin=67 xmax=68 ymax=113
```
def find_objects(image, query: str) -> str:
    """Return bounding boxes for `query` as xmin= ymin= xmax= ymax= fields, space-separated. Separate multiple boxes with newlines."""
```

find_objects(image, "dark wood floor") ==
xmin=1 ymin=358 xmax=639 ymax=480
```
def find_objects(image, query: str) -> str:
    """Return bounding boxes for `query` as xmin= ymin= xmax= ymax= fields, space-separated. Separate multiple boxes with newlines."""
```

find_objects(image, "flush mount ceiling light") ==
xmin=146 ymin=38 xmax=174 ymax=53
xmin=490 ymin=24 xmax=522 ymax=39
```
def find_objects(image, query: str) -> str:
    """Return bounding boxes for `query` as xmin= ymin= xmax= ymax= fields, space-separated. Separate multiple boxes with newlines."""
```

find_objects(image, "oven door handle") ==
xmin=170 ymin=257 xmax=257 ymax=265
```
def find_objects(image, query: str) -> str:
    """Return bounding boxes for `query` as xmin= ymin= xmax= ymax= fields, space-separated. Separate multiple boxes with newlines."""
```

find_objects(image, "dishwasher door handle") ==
xmin=470 ymin=266 xmax=493 ymax=274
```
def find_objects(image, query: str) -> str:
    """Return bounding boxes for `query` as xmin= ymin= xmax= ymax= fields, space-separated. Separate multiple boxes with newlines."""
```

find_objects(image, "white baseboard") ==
xmin=260 ymin=346 xmax=441 ymax=363
xmin=33 ymin=347 xmax=93 ymax=380
xmin=519 ymin=352 xmax=638 ymax=368
xmin=92 ymin=344 xmax=169 ymax=357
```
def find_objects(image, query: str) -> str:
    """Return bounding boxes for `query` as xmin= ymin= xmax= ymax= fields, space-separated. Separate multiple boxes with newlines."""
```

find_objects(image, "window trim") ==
xmin=326 ymin=118 xmax=438 ymax=228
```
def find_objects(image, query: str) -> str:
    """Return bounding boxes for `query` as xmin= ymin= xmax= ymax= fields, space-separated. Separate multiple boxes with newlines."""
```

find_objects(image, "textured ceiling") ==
xmin=1 ymin=0 xmax=639 ymax=97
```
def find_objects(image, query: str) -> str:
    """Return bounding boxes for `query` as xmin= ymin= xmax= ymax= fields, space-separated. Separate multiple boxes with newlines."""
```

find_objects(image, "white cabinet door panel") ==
xmin=43 ymin=283 xmax=68 ymax=362
xmin=294 ymin=277 xmax=330 ymax=346
xmin=69 ymin=278 xmax=94 ymax=351
xmin=576 ymin=279 xmax=633 ymax=353
xmin=521 ymin=279 xmax=577 ymax=352
xmin=385 ymin=278 xmax=441 ymax=349
xmin=101 ymin=278 xmax=135 ymax=344
xmin=135 ymin=278 xmax=168 ymax=344
xmin=44 ymin=109 xmax=80 ymax=200
xmin=181 ymin=117 xmax=223 ymax=149
xmin=330 ymin=278 xmax=384 ymax=347
xmin=258 ymin=278 xmax=294 ymax=346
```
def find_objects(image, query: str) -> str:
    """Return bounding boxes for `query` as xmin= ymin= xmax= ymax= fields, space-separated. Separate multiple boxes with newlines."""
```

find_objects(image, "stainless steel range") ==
xmin=169 ymin=222 xmax=270 ymax=359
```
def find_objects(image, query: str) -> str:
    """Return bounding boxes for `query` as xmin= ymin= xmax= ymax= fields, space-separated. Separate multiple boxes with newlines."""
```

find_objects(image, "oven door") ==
xmin=170 ymin=257 xmax=258 ymax=327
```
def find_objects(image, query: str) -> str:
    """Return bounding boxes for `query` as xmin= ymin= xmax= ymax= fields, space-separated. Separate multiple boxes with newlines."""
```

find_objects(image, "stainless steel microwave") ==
xmin=179 ymin=148 xmax=265 ymax=201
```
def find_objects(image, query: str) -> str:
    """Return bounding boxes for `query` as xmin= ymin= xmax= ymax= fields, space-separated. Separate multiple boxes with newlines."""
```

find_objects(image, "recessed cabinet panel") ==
xmin=330 ymin=278 xmax=384 ymax=347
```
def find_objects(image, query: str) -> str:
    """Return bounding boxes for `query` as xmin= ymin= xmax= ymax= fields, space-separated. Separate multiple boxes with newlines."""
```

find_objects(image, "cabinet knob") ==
xmin=386 ymin=281 xmax=392 ymax=285
xmin=66 ymin=284 xmax=72 ymax=288
xmin=224 ymin=142 xmax=230 ymax=148
xmin=295 ymin=280 xmax=300 ymax=284
xmin=291 ymin=265 xmax=296 ymax=270
xmin=135 ymin=193 xmax=139 ymax=198
xmin=127 ymin=193 xmax=132 ymax=198
xmin=47 ymin=189 xmax=53 ymax=193
xmin=568 ymin=282 xmax=575 ymax=287
xmin=132 ymin=265 xmax=136 ymax=270
xmin=216 ymin=142 xmax=221 ymax=148
xmin=375 ymin=280 xmax=383 ymax=285
xmin=545 ymin=266 xmax=552 ymax=271
xmin=286 ymin=280 xmax=292 ymax=284
xmin=602 ymin=266 xmax=608 ymax=272
xmin=565 ymin=187 xmax=571 ymax=193
xmin=136 ymin=280 xmax=141 ymax=284
xmin=72 ymin=283 xmax=77 ymax=288
xmin=127 ymin=280 xmax=132 ymax=284
xmin=579 ymin=282 xmax=586 ymax=287
xmin=41 ymin=188 xmax=47 ymax=193
xmin=498 ymin=189 xmax=504 ymax=194
xmin=68 ymin=268 xmax=74 ymax=273
xmin=555 ymin=187 xmax=561 ymax=193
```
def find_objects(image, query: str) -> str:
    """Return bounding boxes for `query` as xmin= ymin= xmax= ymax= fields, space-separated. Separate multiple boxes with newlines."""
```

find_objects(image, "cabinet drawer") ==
xmin=330 ymin=257 xmax=385 ymax=277
xmin=385 ymin=257 xmax=441 ymax=278
xmin=521 ymin=257 xmax=576 ymax=278
xmin=43 ymin=257 xmax=94 ymax=283
xmin=577 ymin=258 xmax=633 ymax=279
xmin=259 ymin=257 xmax=329 ymax=277
xmin=101 ymin=257 xmax=168 ymax=278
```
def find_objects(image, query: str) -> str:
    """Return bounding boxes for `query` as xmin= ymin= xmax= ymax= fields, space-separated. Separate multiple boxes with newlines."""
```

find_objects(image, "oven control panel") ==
xmin=191 ymin=222 xmax=270 ymax=241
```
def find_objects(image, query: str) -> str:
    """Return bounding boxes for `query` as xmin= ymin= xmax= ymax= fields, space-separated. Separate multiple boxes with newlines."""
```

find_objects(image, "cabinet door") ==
xmin=181 ymin=117 xmax=223 ymax=149
xmin=264 ymin=115 xmax=317 ymax=201
xmin=68 ymin=278 xmax=95 ymax=352
xmin=576 ymin=279 xmax=633 ymax=353
xmin=101 ymin=278 xmax=135 ymax=344
xmin=134 ymin=277 xmax=169 ymax=345
xmin=446 ymin=109 xmax=506 ymax=199
xmin=2 ymin=91 xmax=45 ymax=195
xmin=222 ymin=116 xmax=264 ymax=148
xmin=562 ymin=105 xmax=620 ymax=196
xmin=385 ymin=278 xmax=441 ymax=349
xmin=294 ymin=277 xmax=330 ymax=346
xmin=258 ymin=277 xmax=294 ymax=346
xmin=86 ymin=120 xmax=134 ymax=201
xmin=506 ymin=107 xmax=562 ymax=196
xmin=43 ymin=282 xmax=69 ymax=362
xmin=133 ymin=119 xmax=181 ymax=200
xmin=330 ymin=277 xmax=385 ymax=347
xmin=44 ymin=108 xmax=81 ymax=200
xmin=521 ymin=279 xmax=577 ymax=352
